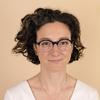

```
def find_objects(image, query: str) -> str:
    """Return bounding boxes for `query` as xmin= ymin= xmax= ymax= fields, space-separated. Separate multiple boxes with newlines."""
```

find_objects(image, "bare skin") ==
xmin=27 ymin=22 xmax=77 ymax=100
xmin=27 ymin=73 xmax=77 ymax=100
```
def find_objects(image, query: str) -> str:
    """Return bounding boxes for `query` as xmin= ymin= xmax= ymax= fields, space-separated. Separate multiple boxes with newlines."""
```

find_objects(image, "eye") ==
xmin=40 ymin=41 xmax=51 ymax=46
xmin=59 ymin=40 xmax=69 ymax=45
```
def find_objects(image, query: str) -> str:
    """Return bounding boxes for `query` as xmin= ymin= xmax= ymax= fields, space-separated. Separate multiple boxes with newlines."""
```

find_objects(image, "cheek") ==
xmin=63 ymin=47 xmax=73 ymax=61
xmin=37 ymin=49 xmax=48 ymax=62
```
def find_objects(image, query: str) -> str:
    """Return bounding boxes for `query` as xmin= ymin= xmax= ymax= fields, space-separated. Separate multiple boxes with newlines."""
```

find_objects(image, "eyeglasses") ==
xmin=35 ymin=39 xmax=72 ymax=52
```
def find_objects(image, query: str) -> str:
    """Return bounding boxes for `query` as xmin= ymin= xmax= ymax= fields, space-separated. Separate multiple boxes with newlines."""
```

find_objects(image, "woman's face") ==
xmin=34 ymin=21 xmax=73 ymax=70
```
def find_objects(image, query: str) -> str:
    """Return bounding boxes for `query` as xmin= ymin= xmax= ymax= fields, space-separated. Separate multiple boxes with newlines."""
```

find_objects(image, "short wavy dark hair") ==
xmin=12 ymin=8 xmax=85 ymax=65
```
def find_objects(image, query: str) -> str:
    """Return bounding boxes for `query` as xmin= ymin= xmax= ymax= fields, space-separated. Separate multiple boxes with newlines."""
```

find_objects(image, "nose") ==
xmin=52 ymin=43 xmax=59 ymax=50
xmin=51 ymin=44 xmax=60 ymax=56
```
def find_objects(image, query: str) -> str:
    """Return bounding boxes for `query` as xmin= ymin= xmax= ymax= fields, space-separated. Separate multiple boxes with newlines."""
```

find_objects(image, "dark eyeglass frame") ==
xmin=36 ymin=38 xmax=72 ymax=46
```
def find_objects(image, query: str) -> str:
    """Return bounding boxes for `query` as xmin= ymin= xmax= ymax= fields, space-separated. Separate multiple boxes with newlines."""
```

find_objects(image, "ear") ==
xmin=33 ymin=44 xmax=38 ymax=55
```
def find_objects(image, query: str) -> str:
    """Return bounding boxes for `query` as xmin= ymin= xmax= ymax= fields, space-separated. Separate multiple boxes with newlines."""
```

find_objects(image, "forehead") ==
xmin=37 ymin=21 xmax=71 ymax=41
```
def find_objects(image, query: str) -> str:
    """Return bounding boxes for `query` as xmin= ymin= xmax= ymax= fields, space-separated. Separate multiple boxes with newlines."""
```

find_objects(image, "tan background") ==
xmin=0 ymin=0 xmax=100 ymax=99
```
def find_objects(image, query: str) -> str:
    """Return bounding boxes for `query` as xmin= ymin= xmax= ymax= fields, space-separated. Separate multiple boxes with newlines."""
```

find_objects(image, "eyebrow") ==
xmin=37 ymin=37 xmax=71 ymax=42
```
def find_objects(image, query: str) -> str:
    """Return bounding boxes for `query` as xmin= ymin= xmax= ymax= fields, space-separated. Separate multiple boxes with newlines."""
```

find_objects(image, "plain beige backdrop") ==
xmin=0 ymin=0 xmax=100 ymax=100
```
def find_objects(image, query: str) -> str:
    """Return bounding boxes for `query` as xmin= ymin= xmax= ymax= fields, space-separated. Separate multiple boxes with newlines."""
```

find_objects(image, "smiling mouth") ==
xmin=48 ymin=59 xmax=62 ymax=63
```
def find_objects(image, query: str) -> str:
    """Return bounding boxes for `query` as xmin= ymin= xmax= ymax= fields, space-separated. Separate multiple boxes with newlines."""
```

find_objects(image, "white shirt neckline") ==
xmin=25 ymin=81 xmax=36 ymax=100
xmin=24 ymin=80 xmax=79 ymax=100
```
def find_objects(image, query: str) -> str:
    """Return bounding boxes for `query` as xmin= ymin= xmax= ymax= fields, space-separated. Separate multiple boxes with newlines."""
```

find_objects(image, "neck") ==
xmin=38 ymin=66 xmax=68 ymax=93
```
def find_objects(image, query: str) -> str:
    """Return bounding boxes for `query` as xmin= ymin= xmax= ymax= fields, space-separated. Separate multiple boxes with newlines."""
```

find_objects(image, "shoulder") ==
xmin=4 ymin=81 xmax=34 ymax=100
xmin=76 ymin=80 xmax=97 ymax=92
xmin=72 ymin=80 xmax=100 ymax=100
xmin=6 ymin=81 xmax=28 ymax=94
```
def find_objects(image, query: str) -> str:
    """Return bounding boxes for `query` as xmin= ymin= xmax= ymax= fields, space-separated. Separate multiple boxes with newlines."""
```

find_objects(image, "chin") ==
xmin=46 ymin=62 xmax=66 ymax=71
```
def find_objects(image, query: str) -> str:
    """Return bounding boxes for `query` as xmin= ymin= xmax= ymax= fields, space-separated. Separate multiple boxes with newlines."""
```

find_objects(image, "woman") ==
xmin=4 ymin=8 xmax=100 ymax=100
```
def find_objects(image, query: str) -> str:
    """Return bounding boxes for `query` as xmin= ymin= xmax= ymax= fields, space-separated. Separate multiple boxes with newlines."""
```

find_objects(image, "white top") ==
xmin=4 ymin=80 xmax=100 ymax=100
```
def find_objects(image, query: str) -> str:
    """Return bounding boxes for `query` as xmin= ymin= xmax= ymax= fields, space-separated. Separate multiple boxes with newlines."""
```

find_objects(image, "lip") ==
xmin=48 ymin=59 xmax=62 ymax=63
